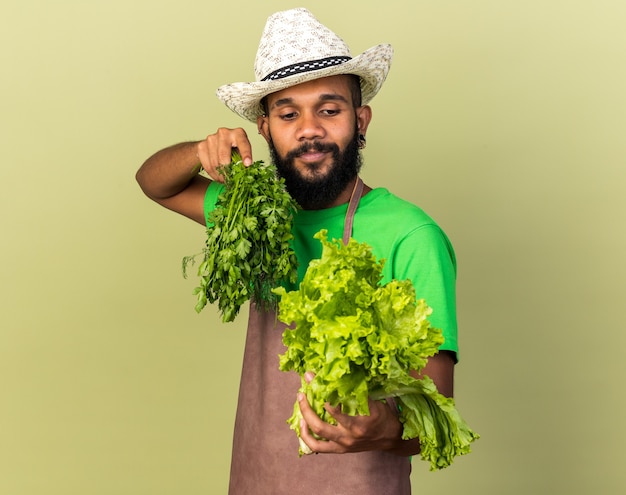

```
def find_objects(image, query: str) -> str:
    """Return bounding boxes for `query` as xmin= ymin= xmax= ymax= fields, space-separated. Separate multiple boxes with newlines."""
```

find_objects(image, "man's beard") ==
xmin=269 ymin=130 xmax=362 ymax=210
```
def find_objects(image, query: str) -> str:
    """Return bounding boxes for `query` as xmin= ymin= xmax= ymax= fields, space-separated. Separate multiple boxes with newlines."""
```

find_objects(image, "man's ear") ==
xmin=257 ymin=115 xmax=270 ymax=143
xmin=356 ymin=105 xmax=373 ymax=136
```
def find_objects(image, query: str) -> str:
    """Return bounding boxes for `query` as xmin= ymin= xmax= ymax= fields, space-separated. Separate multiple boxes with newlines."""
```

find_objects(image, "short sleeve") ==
xmin=203 ymin=181 xmax=225 ymax=227
xmin=390 ymin=224 xmax=458 ymax=359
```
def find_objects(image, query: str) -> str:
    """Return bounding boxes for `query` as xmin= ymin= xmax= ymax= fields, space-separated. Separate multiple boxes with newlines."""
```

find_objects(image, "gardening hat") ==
xmin=216 ymin=8 xmax=393 ymax=122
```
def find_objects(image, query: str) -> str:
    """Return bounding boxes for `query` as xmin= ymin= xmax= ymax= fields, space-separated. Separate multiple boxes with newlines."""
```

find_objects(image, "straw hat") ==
xmin=216 ymin=8 xmax=393 ymax=122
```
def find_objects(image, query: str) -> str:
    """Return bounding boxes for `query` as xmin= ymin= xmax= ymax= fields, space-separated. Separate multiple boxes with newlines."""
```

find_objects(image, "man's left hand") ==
xmin=297 ymin=391 xmax=403 ymax=454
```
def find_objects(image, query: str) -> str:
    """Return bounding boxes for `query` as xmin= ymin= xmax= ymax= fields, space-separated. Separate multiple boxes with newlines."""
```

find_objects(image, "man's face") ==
xmin=259 ymin=76 xmax=370 ymax=210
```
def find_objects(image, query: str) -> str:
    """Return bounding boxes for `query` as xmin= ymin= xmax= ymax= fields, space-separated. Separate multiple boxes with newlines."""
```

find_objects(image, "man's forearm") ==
xmin=136 ymin=141 xmax=202 ymax=200
xmin=387 ymin=435 xmax=422 ymax=457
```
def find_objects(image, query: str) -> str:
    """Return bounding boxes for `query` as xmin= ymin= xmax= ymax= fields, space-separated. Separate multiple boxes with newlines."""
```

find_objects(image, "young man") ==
xmin=136 ymin=8 xmax=458 ymax=494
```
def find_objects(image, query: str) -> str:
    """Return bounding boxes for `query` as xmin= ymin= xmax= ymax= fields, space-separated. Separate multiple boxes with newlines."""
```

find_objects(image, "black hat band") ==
xmin=261 ymin=56 xmax=352 ymax=82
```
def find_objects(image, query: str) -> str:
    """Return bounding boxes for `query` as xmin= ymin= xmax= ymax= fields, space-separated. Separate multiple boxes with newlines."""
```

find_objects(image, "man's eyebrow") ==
xmin=318 ymin=93 xmax=349 ymax=103
xmin=271 ymin=93 xmax=349 ymax=109
xmin=271 ymin=97 xmax=294 ymax=109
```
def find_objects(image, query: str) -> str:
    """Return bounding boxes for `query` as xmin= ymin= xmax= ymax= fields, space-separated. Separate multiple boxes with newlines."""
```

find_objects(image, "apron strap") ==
xmin=342 ymin=177 xmax=364 ymax=245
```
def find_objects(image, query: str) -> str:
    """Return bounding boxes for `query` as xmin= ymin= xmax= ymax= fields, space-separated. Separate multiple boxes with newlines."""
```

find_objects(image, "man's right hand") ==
xmin=196 ymin=127 xmax=254 ymax=182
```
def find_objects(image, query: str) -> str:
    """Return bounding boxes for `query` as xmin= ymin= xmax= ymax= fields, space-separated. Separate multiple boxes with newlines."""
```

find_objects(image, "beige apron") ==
xmin=228 ymin=178 xmax=412 ymax=494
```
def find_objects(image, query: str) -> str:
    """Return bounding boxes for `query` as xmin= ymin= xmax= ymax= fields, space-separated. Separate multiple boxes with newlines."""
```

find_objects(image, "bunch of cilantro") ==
xmin=183 ymin=152 xmax=299 ymax=322
xmin=274 ymin=230 xmax=479 ymax=470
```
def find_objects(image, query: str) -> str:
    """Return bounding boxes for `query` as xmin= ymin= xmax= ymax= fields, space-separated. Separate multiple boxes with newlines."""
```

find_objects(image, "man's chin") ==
xmin=285 ymin=175 xmax=352 ymax=210
xmin=294 ymin=158 xmax=333 ymax=178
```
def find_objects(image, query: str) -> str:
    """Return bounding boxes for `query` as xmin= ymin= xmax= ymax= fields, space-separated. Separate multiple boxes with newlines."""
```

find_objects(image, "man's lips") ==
xmin=297 ymin=150 xmax=328 ymax=163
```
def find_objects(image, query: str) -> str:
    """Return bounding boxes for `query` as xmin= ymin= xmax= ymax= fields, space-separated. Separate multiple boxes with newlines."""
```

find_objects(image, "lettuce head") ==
xmin=274 ymin=229 xmax=479 ymax=470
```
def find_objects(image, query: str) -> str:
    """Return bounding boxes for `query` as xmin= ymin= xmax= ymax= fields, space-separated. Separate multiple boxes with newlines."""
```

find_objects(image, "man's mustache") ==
xmin=286 ymin=141 xmax=339 ymax=160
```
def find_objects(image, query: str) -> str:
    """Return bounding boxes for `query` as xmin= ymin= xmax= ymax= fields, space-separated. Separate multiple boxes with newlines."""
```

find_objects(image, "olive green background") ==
xmin=1 ymin=1 xmax=624 ymax=494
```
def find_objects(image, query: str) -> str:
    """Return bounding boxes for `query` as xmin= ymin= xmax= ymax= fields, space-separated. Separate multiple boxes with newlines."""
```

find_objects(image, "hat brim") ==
xmin=216 ymin=44 xmax=393 ymax=122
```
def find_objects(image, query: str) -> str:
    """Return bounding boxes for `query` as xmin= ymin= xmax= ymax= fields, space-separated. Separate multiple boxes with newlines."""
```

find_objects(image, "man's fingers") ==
xmin=197 ymin=128 xmax=254 ymax=180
